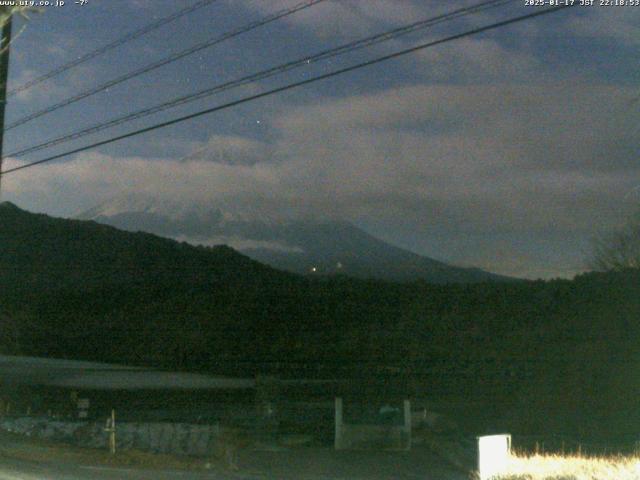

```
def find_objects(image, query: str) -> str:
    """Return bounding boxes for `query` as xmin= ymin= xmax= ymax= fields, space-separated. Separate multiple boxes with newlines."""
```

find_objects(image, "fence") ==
xmin=0 ymin=416 xmax=222 ymax=456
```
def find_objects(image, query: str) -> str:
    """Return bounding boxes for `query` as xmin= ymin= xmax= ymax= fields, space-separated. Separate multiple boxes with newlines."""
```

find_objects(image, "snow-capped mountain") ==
xmin=75 ymin=194 xmax=513 ymax=283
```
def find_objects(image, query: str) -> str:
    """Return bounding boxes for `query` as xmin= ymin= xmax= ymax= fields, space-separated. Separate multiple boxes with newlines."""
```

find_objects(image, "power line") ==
xmin=6 ymin=0 xmax=219 ymax=98
xmin=5 ymin=0 xmax=328 ymax=131
xmin=6 ymin=0 xmax=515 ymax=160
xmin=0 ymin=5 xmax=574 ymax=178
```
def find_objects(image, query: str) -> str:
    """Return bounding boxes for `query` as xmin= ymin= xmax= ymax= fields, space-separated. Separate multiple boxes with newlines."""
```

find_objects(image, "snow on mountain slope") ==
xmin=75 ymin=194 xmax=513 ymax=283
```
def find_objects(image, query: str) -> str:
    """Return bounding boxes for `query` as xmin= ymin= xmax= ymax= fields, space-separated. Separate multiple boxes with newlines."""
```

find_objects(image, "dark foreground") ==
xmin=0 ymin=446 xmax=467 ymax=480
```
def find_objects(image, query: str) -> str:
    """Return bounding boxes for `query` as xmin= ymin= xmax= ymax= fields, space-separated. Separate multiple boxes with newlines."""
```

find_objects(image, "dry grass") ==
xmin=494 ymin=451 xmax=640 ymax=480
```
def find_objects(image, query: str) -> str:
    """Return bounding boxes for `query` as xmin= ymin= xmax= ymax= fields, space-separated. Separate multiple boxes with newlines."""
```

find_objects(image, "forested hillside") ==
xmin=2 ymin=202 xmax=639 ymax=441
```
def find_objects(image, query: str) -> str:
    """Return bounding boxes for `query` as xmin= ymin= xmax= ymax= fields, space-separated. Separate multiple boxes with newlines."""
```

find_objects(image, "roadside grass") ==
xmin=493 ymin=451 xmax=640 ymax=480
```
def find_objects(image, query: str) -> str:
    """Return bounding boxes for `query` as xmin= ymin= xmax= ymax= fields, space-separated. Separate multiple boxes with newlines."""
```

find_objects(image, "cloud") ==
xmin=2 ymin=152 xmax=286 ymax=218
xmin=11 ymin=63 xmax=99 ymax=104
xmin=4 ymin=83 xmax=638 ymax=278
xmin=566 ymin=6 xmax=640 ymax=47
xmin=129 ymin=0 xmax=157 ymax=10
xmin=412 ymin=37 xmax=542 ymax=83
xmin=173 ymin=235 xmax=303 ymax=253
xmin=182 ymin=135 xmax=275 ymax=165
xmin=246 ymin=0 xmax=433 ymax=39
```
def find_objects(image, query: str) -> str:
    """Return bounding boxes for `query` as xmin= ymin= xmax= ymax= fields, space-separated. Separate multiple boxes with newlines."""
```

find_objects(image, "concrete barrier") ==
xmin=0 ymin=416 xmax=222 ymax=456
xmin=334 ymin=398 xmax=411 ymax=450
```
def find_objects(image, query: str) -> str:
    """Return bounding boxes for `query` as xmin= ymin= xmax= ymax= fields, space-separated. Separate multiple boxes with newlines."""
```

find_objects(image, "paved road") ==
xmin=0 ymin=456 xmax=256 ymax=480
xmin=0 ymin=447 xmax=468 ymax=480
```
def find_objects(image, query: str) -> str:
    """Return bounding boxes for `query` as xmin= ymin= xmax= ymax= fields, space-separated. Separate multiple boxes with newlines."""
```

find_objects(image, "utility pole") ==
xmin=0 ymin=7 xmax=12 ymax=199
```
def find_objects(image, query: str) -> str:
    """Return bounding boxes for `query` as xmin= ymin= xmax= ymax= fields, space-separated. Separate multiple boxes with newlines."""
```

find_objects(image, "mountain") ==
xmin=0 ymin=200 xmax=304 ymax=369
xmin=75 ymin=195 xmax=513 ymax=284
xmin=3 ymin=201 xmax=640 ymax=442
xmin=0 ymin=200 xmax=292 ymax=294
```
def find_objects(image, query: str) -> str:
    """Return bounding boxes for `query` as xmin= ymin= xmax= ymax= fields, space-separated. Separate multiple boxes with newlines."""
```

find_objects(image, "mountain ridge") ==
xmin=0 ymin=201 xmax=296 ymax=296
xmin=2 ymin=201 xmax=640 ymax=443
xmin=75 ymin=195 xmax=515 ymax=284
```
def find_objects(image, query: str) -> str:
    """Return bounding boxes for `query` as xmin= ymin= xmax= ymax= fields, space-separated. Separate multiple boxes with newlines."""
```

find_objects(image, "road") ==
xmin=0 ymin=455 xmax=256 ymax=480
xmin=0 ymin=446 xmax=468 ymax=479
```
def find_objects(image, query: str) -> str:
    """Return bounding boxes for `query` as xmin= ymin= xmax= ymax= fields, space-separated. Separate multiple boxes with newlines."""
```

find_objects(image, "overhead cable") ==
xmin=0 ymin=5 xmax=575 ymax=177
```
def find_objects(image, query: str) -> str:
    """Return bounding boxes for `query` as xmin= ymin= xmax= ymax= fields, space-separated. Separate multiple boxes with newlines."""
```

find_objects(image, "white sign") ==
xmin=477 ymin=434 xmax=511 ymax=480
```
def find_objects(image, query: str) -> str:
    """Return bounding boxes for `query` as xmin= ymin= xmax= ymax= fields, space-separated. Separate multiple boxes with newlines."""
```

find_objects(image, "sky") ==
xmin=1 ymin=0 xmax=639 ymax=280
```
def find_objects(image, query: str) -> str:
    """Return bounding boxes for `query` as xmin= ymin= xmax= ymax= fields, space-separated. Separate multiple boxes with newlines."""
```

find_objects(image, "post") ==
xmin=110 ymin=409 xmax=116 ymax=454
xmin=255 ymin=375 xmax=280 ymax=446
xmin=0 ymin=8 xmax=12 ymax=198
xmin=334 ymin=397 xmax=343 ymax=450
xmin=403 ymin=399 xmax=412 ymax=450
xmin=104 ymin=409 xmax=116 ymax=454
